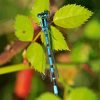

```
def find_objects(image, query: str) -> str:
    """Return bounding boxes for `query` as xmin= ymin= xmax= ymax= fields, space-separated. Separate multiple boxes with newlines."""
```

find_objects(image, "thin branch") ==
xmin=0 ymin=41 xmax=29 ymax=65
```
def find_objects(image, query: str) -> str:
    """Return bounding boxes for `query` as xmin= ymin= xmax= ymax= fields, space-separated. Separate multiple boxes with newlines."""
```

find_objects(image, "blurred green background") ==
xmin=0 ymin=0 xmax=100 ymax=100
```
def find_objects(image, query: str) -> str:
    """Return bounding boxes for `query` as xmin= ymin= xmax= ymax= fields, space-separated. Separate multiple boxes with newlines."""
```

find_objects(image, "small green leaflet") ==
xmin=67 ymin=87 xmax=97 ymax=100
xmin=36 ymin=92 xmax=61 ymax=100
xmin=15 ymin=15 xmax=34 ymax=41
xmin=53 ymin=4 xmax=93 ymax=28
xmin=84 ymin=19 xmax=100 ymax=39
xmin=26 ymin=42 xmax=46 ymax=73
xmin=90 ymin=59 xmax=100 ymax=72
xmin=28 ymin=76 xmax=45 ymax=100
xmin=31 ymin=0 xmax=50 ymax=24
xmin=41 ymin=26 xmax=70 ymax=51
xmin=71 ymin=43 xmax=91 ymax=63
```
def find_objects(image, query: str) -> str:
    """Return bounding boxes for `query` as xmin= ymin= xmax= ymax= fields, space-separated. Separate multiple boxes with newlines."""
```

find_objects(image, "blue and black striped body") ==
xmin=38 ymin=11 xmax=58 ymax=95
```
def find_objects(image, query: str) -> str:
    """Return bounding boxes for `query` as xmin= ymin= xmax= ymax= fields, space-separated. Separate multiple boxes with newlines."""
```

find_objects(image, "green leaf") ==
xmin=53 ymin=4 xmax=93 ymax=28
xmin=26 ymin=42 xmax=46 ymax=73
xmin=31 ymin=0 xmax=50 ymax=24
xmin=36 ymin=92 xmax=61 ymax=100
xmin=41 ymin=26 xmax=69 ymax=51
xmin=90 ymin=59 xmax=100 ymax=72
xmin=71 ymin=43 xmax=91 ymax=63
xmin=15 ymin=15 xmax=34 ymax=41
xmin=84 ymin=19 xmax=100 ymax=39
xmin=67 ymin=87 xmax=97 ymax=100
xmin=0 ymin=79 xmax=14 ymax=100
xmin=28 ymin=76 xmax=45 ymax=100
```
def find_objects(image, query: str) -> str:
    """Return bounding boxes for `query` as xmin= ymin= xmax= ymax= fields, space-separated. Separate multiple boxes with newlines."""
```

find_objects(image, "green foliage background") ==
xmin=0 ymin=0 xmax=100 ymax=100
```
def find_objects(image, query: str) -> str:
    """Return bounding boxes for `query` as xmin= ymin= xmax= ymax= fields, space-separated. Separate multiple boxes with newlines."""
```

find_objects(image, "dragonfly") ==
xmin=37 ymin=10 xmax=58 ymax=95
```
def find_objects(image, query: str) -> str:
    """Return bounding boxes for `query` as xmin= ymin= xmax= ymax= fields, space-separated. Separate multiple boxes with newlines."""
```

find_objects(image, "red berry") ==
xmin=14 ymin=69 xmax=35 ymax=98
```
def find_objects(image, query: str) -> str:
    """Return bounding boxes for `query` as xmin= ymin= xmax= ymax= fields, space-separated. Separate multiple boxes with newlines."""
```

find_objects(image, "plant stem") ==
xmin=0 ymin=64 xmax=31 ymax=75
xmin=0 ymin=63 xmax=78 ymax=75
xmin=1 ymin=61 xmax=96 ymax=75
xmin=33 ymin=31 xmax=41 ymax=42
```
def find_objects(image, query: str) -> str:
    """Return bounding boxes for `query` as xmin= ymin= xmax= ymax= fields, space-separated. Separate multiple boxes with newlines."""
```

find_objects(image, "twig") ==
xmin=0 ymin=41 xmax=29 ymax=66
